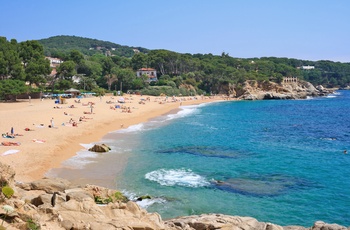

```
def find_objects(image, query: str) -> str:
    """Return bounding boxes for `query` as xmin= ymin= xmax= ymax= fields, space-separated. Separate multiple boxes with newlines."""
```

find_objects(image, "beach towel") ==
xmin=2 ymin=134 xmax=14 ymax=138
xmin=32 ymin=139 xmax=46 ymax=143
xmin=2 ymin=149 xmax=20 ymax=156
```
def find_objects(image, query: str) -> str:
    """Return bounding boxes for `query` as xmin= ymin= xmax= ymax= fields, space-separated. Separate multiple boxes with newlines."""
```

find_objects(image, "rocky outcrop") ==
xmin=0 ymin=161 xmax=16 ymax=187
xmin=236 ymin=80 xmax=334 ymax=100
xmin=88 ymin=143 xmax=111 ymax=152
xmin=0 ymin=162 xmax=348 ymax=230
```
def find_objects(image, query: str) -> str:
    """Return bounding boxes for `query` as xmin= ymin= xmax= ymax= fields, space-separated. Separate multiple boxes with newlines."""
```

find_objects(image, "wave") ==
xmin=116 ymin=123 xmax=145 ymax=133
xmin=122 ymin=190 xmax=167 ymax=209
xmin=165 ymin=105 xmax=200 ymax=121
xmin=60 ymin=150 xmax=99 ymax=169
xmin=145 ymin=168 xmax=210 ymax=188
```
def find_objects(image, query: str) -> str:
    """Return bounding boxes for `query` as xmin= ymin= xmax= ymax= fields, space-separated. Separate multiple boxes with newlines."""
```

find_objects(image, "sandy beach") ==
xmin=0 ymin=94 xmax=224 ymax=183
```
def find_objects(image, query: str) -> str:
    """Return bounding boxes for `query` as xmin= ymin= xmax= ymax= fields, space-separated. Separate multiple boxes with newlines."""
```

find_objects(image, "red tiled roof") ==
xmin=138 ymin=68 xmax=156 ymax=71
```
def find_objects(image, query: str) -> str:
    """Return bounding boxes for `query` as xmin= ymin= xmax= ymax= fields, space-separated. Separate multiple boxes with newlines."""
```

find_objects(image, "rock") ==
xmin=18 ymin=177 xmax=72 ymax=193
xmin=0 ymin=162 xmax=349 ymax=230
xmin=66 ymin=190 xmax=94 ymax=202
xmin=237 ymin=80 xmax=333 ymax=101
xmin=312 ymin=221 xmax=348 ymax=230
xmin=0 ymin=161 xmax=16 ymax=187
xmin=61 ymin=219 xmax=74 ymax=230
xmin=88 ymin=143 xmax=111 ymax=152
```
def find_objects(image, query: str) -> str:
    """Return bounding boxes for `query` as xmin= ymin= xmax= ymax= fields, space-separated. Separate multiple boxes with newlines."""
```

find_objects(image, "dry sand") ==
xmin=0 ymin=94 xmax=224 ymax=182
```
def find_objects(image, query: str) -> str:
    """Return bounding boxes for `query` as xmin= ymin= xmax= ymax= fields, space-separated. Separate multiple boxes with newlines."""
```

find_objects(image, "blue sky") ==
xmin=2 ymin=0 xmax=350 ymax=62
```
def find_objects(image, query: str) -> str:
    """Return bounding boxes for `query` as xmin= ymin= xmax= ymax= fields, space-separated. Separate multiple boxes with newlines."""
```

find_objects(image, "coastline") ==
xmin=0 ymin=94 xmax=226 ymax=183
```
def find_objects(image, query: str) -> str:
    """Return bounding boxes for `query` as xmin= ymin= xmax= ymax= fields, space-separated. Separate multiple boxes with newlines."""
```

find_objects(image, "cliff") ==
xmin=0 ymin=162 xmax=348 ymax=230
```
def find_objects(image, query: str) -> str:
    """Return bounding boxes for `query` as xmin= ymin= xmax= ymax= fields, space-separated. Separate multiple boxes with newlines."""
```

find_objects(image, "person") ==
xmin=1 ymin=142 xmax=20 ymax=146
xmin=50 ymin=118 xmax=54 ymax=128
xmin=344 ymin=150 xmax=347 ymax=154
xmin=10 ymin=127 xmax=14 ymax=136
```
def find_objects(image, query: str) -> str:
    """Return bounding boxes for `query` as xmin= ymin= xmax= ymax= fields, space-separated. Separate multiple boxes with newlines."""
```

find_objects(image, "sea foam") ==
xmin=145 ymin=168 xmax=210 ymax=188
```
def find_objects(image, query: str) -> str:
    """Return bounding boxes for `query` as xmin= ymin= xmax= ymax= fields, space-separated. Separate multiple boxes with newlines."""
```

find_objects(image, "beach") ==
xmin=0 ymin=94 xmax=222 ymax=183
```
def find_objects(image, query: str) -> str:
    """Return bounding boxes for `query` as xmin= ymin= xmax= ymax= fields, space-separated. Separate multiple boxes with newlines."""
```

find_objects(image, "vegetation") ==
xmin=1 ymin=35 xmax=350 ymax=100
xmin=26 ymin=219 xmax=40 ymax=230
xmin=38 ymin=35 xmax=149 ymax=58
xmin=1 ymin=186 xmax=14 ymax=199
xmin=113 ymin=191 xmax=128 ymax=203
xmin=94 ymin=191 xmax=128 ymax=204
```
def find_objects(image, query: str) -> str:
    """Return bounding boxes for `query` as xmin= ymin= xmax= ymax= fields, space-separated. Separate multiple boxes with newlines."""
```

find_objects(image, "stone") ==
xmin=88 ymin=143 xmax=111 ymax=152
xmin=18 ymin=177 xmax=72 ymax=193
xmin=0 ymin=161 xmax=16 ymax=187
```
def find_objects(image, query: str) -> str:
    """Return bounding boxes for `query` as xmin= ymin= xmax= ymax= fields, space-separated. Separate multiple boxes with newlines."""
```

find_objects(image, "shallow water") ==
xmin=51 ymin=91 xmax=350 ymax=227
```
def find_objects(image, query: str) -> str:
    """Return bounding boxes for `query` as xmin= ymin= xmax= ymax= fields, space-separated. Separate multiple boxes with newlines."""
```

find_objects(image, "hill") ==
xmin=38 ymin=35 xmax=149 ymax=58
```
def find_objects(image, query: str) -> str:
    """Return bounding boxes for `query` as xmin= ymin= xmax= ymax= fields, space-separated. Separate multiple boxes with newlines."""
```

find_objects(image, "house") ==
xmin=136 ymin=68 xmax=158 ymax=82
xmin=46 ymin=57 xmax=63 ymax=76
xmin=298 ymin=65 xmax=315 ymax=70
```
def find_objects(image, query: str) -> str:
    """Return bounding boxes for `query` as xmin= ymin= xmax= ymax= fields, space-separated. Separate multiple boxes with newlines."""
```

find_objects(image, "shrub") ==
xmin=2 ymin=186 xmax=14 ymax=199
xmin=114 ymin=191 xmax=128 ymax=202
xmin=26 ymin=219 xmax=40 ymax=230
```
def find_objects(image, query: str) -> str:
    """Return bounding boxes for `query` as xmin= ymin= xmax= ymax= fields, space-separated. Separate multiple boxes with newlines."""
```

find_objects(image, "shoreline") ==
xmin=0 ymin=94 xmax=226 ymax=183
xmin=47 ymin=101 xmax=224 ymax=188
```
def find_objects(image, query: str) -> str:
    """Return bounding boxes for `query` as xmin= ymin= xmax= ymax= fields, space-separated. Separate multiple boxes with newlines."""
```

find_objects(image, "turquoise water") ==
xmin=54 ymin=90 xmax=350 ymax=227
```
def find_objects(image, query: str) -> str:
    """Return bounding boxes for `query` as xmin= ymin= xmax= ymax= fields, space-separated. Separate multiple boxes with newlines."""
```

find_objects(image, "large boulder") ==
xmin=17 ymin=177 xmax=72 ymax=193
xmin=88 ymin=144 xmax=111 ymax=152
xmin=165 ymin=214 xmax=284 ymax=230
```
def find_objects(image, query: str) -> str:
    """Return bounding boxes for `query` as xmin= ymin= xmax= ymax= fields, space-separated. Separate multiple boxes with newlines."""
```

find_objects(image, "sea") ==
xmin=49 ymin=90 xmax=350 ymax=227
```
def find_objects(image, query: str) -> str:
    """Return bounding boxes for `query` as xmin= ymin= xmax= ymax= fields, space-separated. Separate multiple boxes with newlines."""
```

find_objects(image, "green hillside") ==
xmin=38 ymin=35 xmax=149 ymax=58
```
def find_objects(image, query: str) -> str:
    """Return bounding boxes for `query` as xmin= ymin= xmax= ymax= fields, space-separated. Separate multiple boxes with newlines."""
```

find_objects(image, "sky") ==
xmin=2 ymin=0 xmax=350 ymax=62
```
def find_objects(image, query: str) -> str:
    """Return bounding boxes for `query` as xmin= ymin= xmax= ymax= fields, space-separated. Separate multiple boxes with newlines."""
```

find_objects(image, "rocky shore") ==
xmin=233 ymin=80 xmax=334 ymax=100
xmin=0 ymin=162 xmax=348 ymax=230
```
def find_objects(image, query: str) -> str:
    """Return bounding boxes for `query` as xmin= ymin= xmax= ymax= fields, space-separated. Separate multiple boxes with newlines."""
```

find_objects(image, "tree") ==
xmin=56 ymin=61 xmax=76 ymax=79
xmin=0 ymin=79 xmax=27 ymax=101
xmin=115 ymin=68 xmax=137 ymax=92
xmin=25 ymin=57 xmax=51 ymax=86
xmin=18 ymin=40 xmax=51 ymax=86
xmin=0 ymin=37 xmax=24 ymax=80
xmin=131 ymin=53 xmax=147 ymax=70
xmin=19 ymin=40 xmax=44 ymax=67
xmin=105 ymin=67 xmax=120 ymax=91
xmin=67 ymin=50 xmax=85 ymax=64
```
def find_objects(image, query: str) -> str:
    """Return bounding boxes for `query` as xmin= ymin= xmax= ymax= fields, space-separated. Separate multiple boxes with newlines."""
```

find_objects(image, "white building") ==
xmin=300 ymin=65 xmax=315 ymax=70
xmin=46 ymin=57 xmax=63 ymax=76
xmin=136 ymin=68 xmax=158 ymax=82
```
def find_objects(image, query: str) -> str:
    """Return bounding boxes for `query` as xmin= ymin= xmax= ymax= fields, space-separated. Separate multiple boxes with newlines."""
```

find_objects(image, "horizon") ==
xmin=2 ymin=0 xmax=350 ymax=63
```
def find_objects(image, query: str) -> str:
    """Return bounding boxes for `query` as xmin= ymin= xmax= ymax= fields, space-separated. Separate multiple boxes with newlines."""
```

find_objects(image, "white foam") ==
xmin=136 ymin=197 xmax=167 ymax=208
xmin=122 ymin=190 xmax=167 ymax=209
xmin=325 ymin=95 xmax=337 ymax=98
xmin=80 ymin=143 xmax=94 ymax=149
xmin=60 ymin=150 xmax=99 ymax=169
xmin=145 ymin=168 xmax=210 ymax=188
xmin=116 ymin=123 xmax=145 ymax=133
xmin=166 ymin=106 xmax=199 ymax=121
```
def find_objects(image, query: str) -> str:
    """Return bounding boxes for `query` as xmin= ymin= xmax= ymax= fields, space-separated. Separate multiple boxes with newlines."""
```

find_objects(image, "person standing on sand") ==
xmin=50 ymin=118 xmax=54 ymax=128
xmin=10 ymin=127 xmax=14 ymax=136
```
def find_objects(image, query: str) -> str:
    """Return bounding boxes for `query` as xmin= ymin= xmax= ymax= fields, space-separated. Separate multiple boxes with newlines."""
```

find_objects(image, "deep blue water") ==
xmin=53 ymin=90 xmax=350 ymax=227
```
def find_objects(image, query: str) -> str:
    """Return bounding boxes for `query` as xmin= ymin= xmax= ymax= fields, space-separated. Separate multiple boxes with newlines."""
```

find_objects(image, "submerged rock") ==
xmin=158 ymin=146 xmax=251 ymax=159
xmin=212 ymin=174 xmax=312 ymax=197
